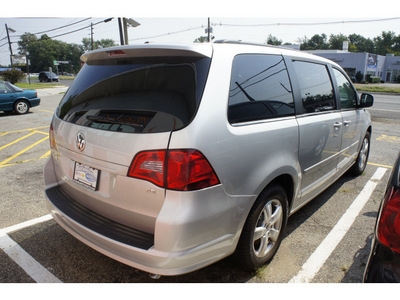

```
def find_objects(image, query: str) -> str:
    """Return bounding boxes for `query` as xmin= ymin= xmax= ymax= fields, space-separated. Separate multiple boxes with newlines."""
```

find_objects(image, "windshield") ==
xmin=45 ymin=72 xmax=57 ymax=77
xmin=56 ymin=56 xmax=211 ymax=134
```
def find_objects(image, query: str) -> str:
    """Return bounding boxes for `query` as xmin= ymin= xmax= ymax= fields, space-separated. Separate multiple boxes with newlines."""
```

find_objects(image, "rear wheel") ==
xmin=14 ymin=100 xmax=29 ymax=115
xmin=234 ymin=184 xmax=288 ymax=271
xmin=349 ymin=132 xmax=370 ymax=176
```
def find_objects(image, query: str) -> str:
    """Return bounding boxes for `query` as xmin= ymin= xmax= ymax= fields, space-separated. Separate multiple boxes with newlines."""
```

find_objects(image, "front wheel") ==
xmin=349 ymin=132 xmax=370 ymax=176
xmin=234 ymin=184 xmax=288 ymax=271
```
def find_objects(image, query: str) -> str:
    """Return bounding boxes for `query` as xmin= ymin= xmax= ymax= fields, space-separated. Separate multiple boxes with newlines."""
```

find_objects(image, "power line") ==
xmin=29 ymin=17 xmax=92 ymax=36
xmin=7 ymin=18 xmax=93 ymax=38
xmin=128 ymin=17 xmax=400 ymax=42
xmin=216 ymin=17 xmax=400 ymax=27
xmin=130 ymin=26 xmax=203 ymax=41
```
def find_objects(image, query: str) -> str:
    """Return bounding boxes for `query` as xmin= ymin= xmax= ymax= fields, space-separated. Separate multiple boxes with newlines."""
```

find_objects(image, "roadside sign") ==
xmin=12 ymin=55 xmax=27 ymax=66
xmin=53 ymin=60 xmax=69 ymax=65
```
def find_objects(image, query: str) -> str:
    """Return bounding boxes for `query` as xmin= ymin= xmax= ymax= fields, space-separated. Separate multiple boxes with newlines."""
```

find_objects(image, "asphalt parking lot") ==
xmin=0 ymin=89 xmax=399 ymax=283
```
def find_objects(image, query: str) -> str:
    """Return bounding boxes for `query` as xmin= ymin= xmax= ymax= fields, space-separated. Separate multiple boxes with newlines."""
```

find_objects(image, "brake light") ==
xmin=128 ymin=151 xmax=165 ymax=187
xmin=107 ymin=50 xmax=126 ymax=57
xmin=377 ymin=186 xmax=400 ymax=253
xmin=128 ymin=149 xmax=220 ymax=191
xmin=49 ymin=123 xmax=56 ymax=149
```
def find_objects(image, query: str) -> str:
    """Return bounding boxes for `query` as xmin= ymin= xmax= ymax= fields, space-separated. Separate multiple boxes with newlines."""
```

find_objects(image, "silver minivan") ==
xmin=44 ymin=41 xmax=373 ymax=276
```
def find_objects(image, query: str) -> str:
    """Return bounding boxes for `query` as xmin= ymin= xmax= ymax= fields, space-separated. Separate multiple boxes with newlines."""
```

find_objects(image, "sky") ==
xmin=1 ymin=0 xmax=399 ymax=66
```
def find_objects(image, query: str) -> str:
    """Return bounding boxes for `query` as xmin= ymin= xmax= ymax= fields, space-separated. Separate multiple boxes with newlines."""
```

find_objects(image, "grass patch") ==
xmin=354 ymin=84 xmax=400 ymax=94
xmin=15 ymin=83 xmax=64 ymax=89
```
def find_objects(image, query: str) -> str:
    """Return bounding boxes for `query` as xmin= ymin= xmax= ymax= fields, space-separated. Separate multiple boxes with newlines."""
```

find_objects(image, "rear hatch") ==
xmin=50 ymin=45 xmax=212 ymax=234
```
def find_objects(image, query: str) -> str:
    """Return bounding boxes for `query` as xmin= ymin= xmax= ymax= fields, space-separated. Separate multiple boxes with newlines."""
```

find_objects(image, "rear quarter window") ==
xmin=228 ymin=54 xmax=294 ymax=124
xmin=292 ymin=61 xmax=336 ymax=113
xmin=56 ymin=56 xmax=210 ymax=133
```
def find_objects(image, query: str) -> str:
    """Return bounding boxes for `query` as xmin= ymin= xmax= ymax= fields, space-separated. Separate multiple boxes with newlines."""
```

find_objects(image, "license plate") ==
xmin=73 ymin=162 xmax=99 ymax=190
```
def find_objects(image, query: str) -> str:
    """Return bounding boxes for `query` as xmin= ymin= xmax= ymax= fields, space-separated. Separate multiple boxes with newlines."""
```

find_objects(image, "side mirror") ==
xmin=360 ymin=93 xmax=374 ymax=108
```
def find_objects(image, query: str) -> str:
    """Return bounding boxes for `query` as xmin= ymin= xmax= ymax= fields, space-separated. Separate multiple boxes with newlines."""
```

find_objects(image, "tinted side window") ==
xmin=293 ymin=61 xmax=336 ymax=113
xmin=228 ymin=55 xmax=294 ymax=124
xmin=333 ymin=68 xmax=357 ymax=109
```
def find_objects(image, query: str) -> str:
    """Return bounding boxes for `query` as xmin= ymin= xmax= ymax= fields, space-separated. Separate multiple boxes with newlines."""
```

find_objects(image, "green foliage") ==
xmin=194 ymin=36 xmax=208 ymax=43
xmin=355 ymin=71 xmax=363 ymax=83
xmin=299 ymin=34 xmax=329 ymax=50
xmin=24 ymin=34 xmax=83 ymax=74
xmin=81 ymin=38 xmax=116 ymax=51
xmin=266 ymin=34 xmax=282 ymax=46
xmin=370 ymin=76 xmax=381 ymax=83
xmin=297 ymin=31 xmax=400 ymax=54
xmin=1 ymin=69 xmax=25 ymax=84
xmin=329 ymin=33 xmax=348 ymax=50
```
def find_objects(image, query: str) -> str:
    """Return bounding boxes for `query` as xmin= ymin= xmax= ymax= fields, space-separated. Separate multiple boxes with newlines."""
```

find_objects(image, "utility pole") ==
xmin=207 ymin=18 xmax=210 ymax=42
xmin=90 ymin=23 xmax=94 ymax=50
xmin=205 ymin=18 xmax=213 ymax=43
xmin=118 ymin=18 xmax=140 ymax=46
xmin=5 ymin=24 xmax=14 ymax=67
xmin=118 ymin=18 xmax=125 ymax=45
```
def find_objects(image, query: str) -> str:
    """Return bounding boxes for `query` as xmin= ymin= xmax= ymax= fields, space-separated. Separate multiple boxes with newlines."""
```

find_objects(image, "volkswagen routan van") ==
xmin=44 ymin=40 xmax=373 ymax=276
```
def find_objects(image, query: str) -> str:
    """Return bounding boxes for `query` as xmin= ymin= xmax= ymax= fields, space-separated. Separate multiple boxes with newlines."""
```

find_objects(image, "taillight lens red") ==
xmin=128 ymin=149 xmax=220 ymax=191
xmin=167 ymin=150 xmax=220 ymax=191
xmin=377 ymin=186 xmax=400 ymax=253
xmin=49 ymin=123 xmax=56 ymax=149
xmin=128 ymin=150 xmax=165 ymax=187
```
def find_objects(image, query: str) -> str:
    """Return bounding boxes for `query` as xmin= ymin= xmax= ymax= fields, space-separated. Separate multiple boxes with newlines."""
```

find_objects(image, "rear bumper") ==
xmin=364 ymin=237 xmax=400 ymax=283
xmin=44 ymin=157 xmax=252 ymax=276
xmin=46 ymin=190 xmax=237 ymax=275
xmin=29 ymin=98 xmax=40 ymax=108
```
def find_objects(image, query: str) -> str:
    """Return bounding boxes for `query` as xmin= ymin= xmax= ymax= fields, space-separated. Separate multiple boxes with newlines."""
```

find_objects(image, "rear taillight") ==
xmin=49 ymin=123 xmax=56 ymax=149
xmin=128 ymin=150 xmax=165 ymax=187
xmin=128 ymin=149 xmax=220 ymax=191
xmin=377 ymin=186 xmax=400 ymax=253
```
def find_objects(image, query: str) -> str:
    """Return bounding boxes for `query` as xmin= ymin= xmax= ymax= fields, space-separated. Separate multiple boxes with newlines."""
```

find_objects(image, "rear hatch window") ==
xmin=56 ymin=55 xmax=211 ymax=133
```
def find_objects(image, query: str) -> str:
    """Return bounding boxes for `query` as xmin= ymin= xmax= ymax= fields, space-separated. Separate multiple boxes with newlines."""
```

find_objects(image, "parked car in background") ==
xmin=0 ymin=81 xmax=40 ymax=114
xmin=44 ymin=41 xmax=373 ymax=277
xmin=364 ymin=152 xmax=400 ymax=282
xmin=39 ymin=71 xmax=59 ymax=82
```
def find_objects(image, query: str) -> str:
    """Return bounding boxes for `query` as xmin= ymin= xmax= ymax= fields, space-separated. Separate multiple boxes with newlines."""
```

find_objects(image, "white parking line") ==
xmin=0 ymin=214 xmax=61 ymax=283
xmin=289 ymin=167 xmax=387 ymax=283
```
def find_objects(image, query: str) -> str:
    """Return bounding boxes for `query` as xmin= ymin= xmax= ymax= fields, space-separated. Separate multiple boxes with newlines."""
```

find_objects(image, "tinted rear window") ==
xmin=56 ymin=56 xmax=210 ymax=133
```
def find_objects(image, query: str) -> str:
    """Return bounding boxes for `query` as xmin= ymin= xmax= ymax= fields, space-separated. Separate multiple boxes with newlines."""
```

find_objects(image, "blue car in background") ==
xmin=0 ymin=81 xmax=40 ymax=114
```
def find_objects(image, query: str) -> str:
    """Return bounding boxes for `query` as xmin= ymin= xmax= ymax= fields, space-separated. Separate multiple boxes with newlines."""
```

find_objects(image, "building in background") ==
xmin=308 ymin=49 xmax=400 ymax=83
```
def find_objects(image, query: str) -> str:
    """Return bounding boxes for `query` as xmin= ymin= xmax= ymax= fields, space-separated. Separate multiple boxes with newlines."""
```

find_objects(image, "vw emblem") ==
xmin=76 ymin=132 xmax=86 ymax=152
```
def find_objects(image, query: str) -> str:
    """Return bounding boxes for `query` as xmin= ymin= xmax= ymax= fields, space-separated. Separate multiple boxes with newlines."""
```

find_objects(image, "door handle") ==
xmin=344 ymin=120 xmax=351 ymax=126
xmin=333 ymin=122 xmax=342 ymax=130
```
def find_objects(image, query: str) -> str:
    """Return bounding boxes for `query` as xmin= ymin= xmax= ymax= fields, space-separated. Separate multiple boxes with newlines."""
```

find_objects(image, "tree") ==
xmin=266 ymin=34 xmax=282 ymax=46
xmin=348 ymin=34 xmax=375 ymax=53
xmin=81 ymin=38 xmax=116 ymax=51
xmin=17 ymin=33 xmax=38 ymax=54
xmin=329 ymin=33 xmax=348 ymax=50
xmin=194 ymin=36 xmax=208 ymax=43
xmin=22 ymin=34 xmax=83 ymax=74
xmin=300 ymin=34 xmax=329 ymax=50
xmin=374 ymin=31 xmax=397 ymax=55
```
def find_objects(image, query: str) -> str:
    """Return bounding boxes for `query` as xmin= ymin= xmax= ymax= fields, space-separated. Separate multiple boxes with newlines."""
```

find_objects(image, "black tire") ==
xmin=234 ymin=184 xmax=288 ymax=271
xmin=349 ymin=131 xmax=370 ymax=176
xmin=13 ymin=100 xmax=30 ymax=115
